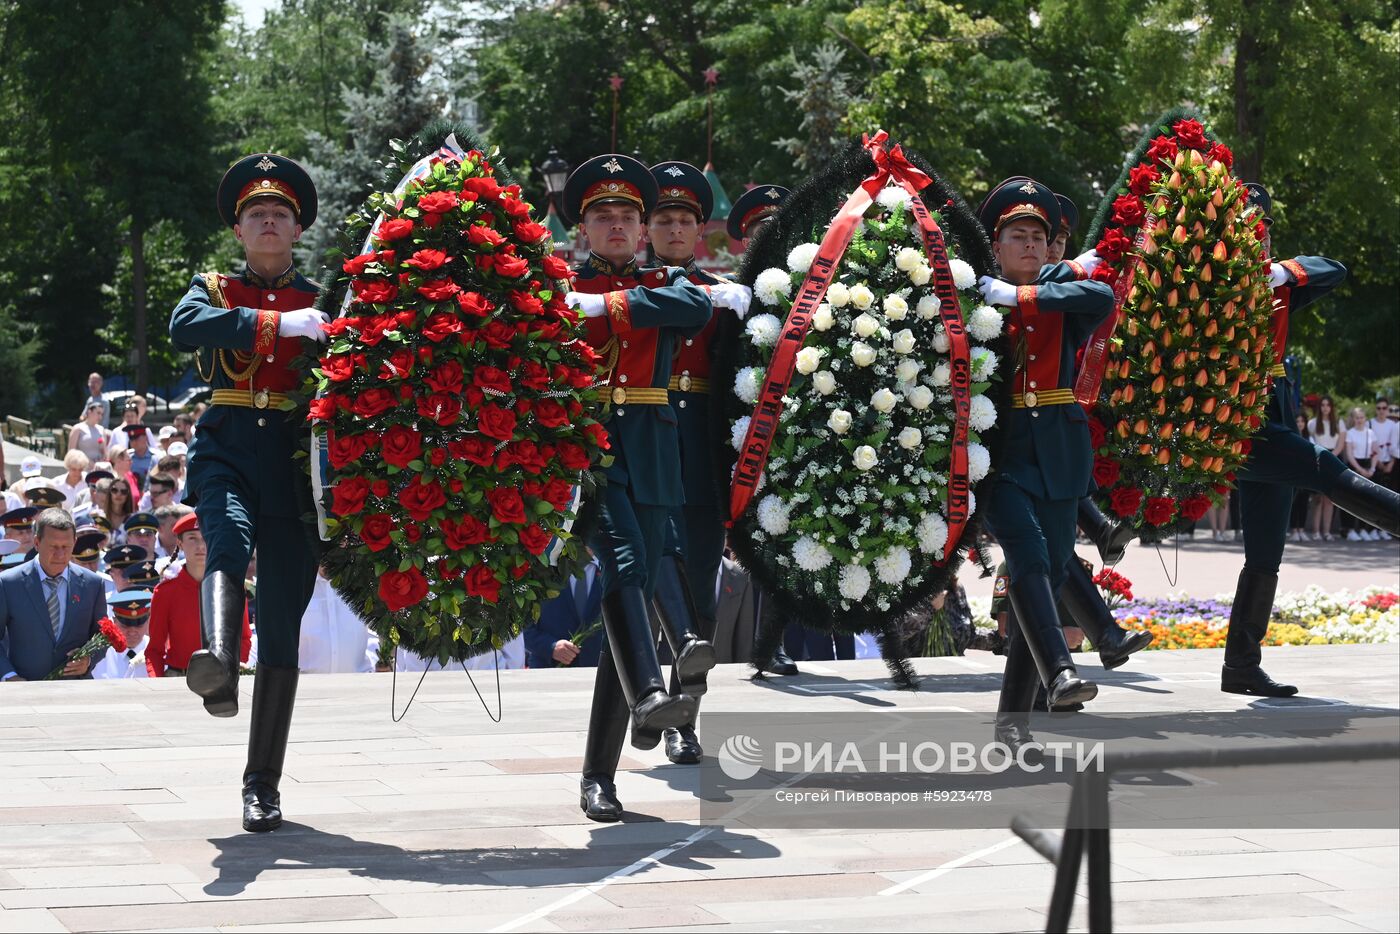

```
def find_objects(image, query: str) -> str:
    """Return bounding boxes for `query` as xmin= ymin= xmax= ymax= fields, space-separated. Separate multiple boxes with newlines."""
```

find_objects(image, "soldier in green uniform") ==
xmin=169 ymin=153 xmax=327 ymax=832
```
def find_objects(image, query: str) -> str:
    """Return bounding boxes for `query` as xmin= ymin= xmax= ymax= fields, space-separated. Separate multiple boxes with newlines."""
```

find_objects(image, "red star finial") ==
xmin=703 ymin=67 xmax=719 ymax=87
xmin=609 ymin=74 xmax=624 ymax=92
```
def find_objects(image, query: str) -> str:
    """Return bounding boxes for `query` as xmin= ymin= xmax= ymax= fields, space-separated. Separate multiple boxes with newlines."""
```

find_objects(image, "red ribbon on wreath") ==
xmin=729 ymin=130 xmax=975 ymax=566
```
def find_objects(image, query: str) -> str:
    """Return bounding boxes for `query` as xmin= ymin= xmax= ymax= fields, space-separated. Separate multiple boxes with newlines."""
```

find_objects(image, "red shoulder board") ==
xmin=642 ymin=269 xmax=668 ymax=287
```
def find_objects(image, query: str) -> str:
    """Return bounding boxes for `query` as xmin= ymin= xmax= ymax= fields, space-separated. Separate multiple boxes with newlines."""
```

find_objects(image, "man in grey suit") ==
xmin=0 ymin=509 xmax=108 ymax=682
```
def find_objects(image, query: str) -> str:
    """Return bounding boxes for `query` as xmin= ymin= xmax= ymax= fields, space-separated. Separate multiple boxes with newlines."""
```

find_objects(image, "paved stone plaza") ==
xmin=2 ymin=633 xmax=1397 ymax=933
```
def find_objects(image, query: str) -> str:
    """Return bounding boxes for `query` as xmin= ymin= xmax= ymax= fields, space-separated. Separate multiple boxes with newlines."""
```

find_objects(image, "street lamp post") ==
xmin=540 ymin=148 xmax=573 ymax=256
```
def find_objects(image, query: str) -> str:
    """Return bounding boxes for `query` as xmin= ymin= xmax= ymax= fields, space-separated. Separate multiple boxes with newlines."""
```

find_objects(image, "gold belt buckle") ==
xmin=611 ymin=386 xmax=627 ymax=405
xmin=253 ymin=388 xmax=270 ymax=409
xmin=678 ymin=374 xmax=692 ymax=392
xmin=1023 ymin=390 xmax=1039 ymax=408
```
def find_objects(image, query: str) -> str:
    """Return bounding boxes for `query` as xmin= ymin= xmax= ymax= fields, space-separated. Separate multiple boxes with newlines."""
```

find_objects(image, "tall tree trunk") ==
xmin=131 ymin=219 xmax=148 ymax=395
xmin=1233 ymin=0 xmax=1265 ymax=184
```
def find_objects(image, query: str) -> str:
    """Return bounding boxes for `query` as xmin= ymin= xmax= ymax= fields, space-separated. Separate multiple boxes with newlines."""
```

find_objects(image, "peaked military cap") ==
xmin=649 ymin=161 xmax=713 ymax=223
xmin=1244 ymin=182 xmax=1272 ymax=226
xmin=727 ymin=184 xmax=790 ymax=240
xmin=1055 ymin=193 xmax=1079 ymax=237
xmin=0 ymin=506 xmax=38 ymax=530
xmin=104 ymin=544 xmax=148 ymax=569
xmin=562 ymin=154 xmax=658 ymax=224
xmin=977 ymin=176 xmax=1061 ymax=239
xmin=23 ymin=484 xmax=67 ymax=509
xmin=0 ymin=552 xmax=25 ymax=568
xmin=110 ymin=589 xmax=154 ymax=621
xmin=72 ymin=530 xmax=105 ymax=562
xmin=124 ymin=560 xmax=162 ymax=589
xmin=91 ymin=513 xmax=114 ymax=534
xmin=0 ymin=539 xmax=18 ymax=556
xmin=85 ymin=469 xmax=116 ymax=486
xmin=123 ymin=512 xmax=159 ymax=534
xmin=217 ymin=153 xmax=318 ymax=229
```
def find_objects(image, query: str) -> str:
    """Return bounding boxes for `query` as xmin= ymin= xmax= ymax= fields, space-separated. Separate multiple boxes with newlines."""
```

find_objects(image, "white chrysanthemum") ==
xmin=932 ymin=361 xmax=951 ymax=387
xmin=851 ymin=341 xmax=877 ymax=367
xmin=898 ymin=426 xmax=922 ymax=449
xmin=852 ymin=313 xmax=880 ymax=338
xmin=825 ymin=282 xmax=850 ymax=307
xmin=754 ymin=267 xmax=792 ymax=306
xmin=812 ymin=370 xmax=837 ymax=395
xmin=917 ymin=513 xmax=949 ymax=555
xmin=917 ymin=294 xmax=941 ymax=320
xmin=794 ymin=536 xmax=833 ymax=572
xmin=734 ymin=366 xmax=763 ymax=404
xmin=812 ymin=302 xmax=834 ymax=331
xmin=967 ymin=304 xmax=1004 ymax=342
xmin=895 ymin=359 xmax=921 ymax=384
xmin=871 ymin=388 xmax=898 ymax=412
xmin=894 ymin=247 xmax=923 ymax=272
xmin=932 ymin=326 xmax=950 ymax=353
xmin=967 ymin=489 xmax=976 ymax=517
xmin=828 ymin=409 xmax=853 ymax=434
xmin=910 ymin=263 xmax=932 ymax=286
xmin=849 ymin=283 xmax=875 ymax=310
xmin=874 ymin=546 xmax=913 ymax=585
xmin=969 ymin=394 xmax=996 ymax=432
xmin=838 ymin=563 xmax=872 ymax=601
xmin=757 ymin=494 xmax=791 ymax=535
xmin=787 ymin=243 xmax=820 ymax=274
xmin=877 ymin=186 xmax=912 ymax=210
xmin=892 ymin=329 xmax=916 ymax=354
xmin=745 ymin=313 xmax=781 ymax=347
xmin=908 ymin=385 xmax=934 ymax=409
xmin=730 ymin=416 xmax=751 ymax=452
xmin=971 ymin=347 xmax=999 ymax=381
xmin=949 ymin=258 xmax=976 ymax=290
xmin=853 ymin=445 xmax=878 ymax=471
xmin=967 ymin=442 xmax=991 ymax=483
xmin=883 ymin=294 xmax=909 ymax=320
xmin=795 ymin=346 xmax=823 ymax=375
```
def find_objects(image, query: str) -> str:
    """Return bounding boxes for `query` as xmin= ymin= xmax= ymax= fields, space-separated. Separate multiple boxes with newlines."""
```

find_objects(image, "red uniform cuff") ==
xmin=1065 ymin=260 xmax=1087 ymax=280
xmin=253 ymin=309 xmax=280 ymax=355
xmin=1280 ymin=259 xmax=1308 ymax=286
xmin=604 ymin=290 xmax=632 ymax=333
xmin=1016 ymin=285 xmax=1040 ymax=315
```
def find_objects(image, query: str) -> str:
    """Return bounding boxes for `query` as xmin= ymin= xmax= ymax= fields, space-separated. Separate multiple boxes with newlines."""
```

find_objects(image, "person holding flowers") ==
xmin=560 ymin=154 xmax=751 ymax=821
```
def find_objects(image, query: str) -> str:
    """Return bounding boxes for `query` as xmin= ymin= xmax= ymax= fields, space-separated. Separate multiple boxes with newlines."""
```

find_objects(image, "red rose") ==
xmin=522 ymin=479 xmax=543 ymax=496
xmin=378 ymin=348 xmax=415 ymax=381
xmin=557 ymin=441 xmax=590 ymax=470
xmin=343 ymin=250 xmax=392 ymax=276
xmin=1143 ymin=496 xmax=1176 ymax=527
xmin=462 ymin=177 xmax=502 ymax=202
xmin=421 ymin=312 xmax=465 ymax=343
xmin=1172 ymin=118 xmax=1208 ymax=150
xmin=404 ymin=248 xmax=448 ymax=272
xmin=1096 ymin=227 xmax=1133 ymax=263
xmin=352 ymin=279 xmax=398 ymax=305
xmin=1212 ymin=482 xmax=1231 ymax=496
xmin=439 ymin=515 xmax=493 ymax=550
xmin=519 ymin=523 xmax=552 ymax=555
xmin=513 ymin=221 xmax=548 ymax=243
xmin=1145 ymin=135 xmax=1178 ymax=164
xmin=1127 ymin=164 xmax=1161 ymax=197
xmin=486 ymin=487 xmax=526 ymax=524
xmin=417 ymin=279 xmax=460 ymax=302
xmin=1180 ymin=494 xmax=1212 ymax=523
xmin=465 ymin=564 xmax=501 ymax=603
xmin=321 ymin=354 xmax=356 ymax=383
xmin=327 ymin=431 xmax=372 ymax=469
xmin=542 ymin=477 xmax=575 ymax=509
xmin=1087 ymin=417 xmax=1107 ymax=452
xmin=509 ymin=290 xmax=544 ymax=316
xmin=493 ymin=254 xmax=530 ymax=278
xmin=1092 ymin=456 xmax=1121 ymax=488
xmin=381 ymin=424 xmax=423 ymax=468
xmin=472 ymin=366 xmax=513 ymax=396
xmin=416 ymin=392 xmax=463 ymax=426
xmin=358 ymin=513 xmax=395 ymax=551
xmin=351 ymin=388 xmax=398 ymax=418
xmin=1109 ymin=486 xmax=1144 ymax=518
xmin=520 ymin=361 xmax=551 ymax=391
xmin=425 ymin=360 xmax=464 ymax=395
xmin=371 ymin=479 xmax=390 ymax=498
xmin=466 ymin=224 xmax=505 ymax=249
xmin=483 ymin=320 xmax=516 ymax=349
xmin=357 ymin=314 xmax=398 ymax=346
xmin=506 ymin=440 xmax=546 ymax=474
xmin=1207 ymin=141 xmax=1233 ymax=168
xmin=542 ymin=254 xmax=572 ymax=281
xmin=417 ymin=190 xmax=459 ymax=214
xmin=1091 ymin=263 xmax=1119 ymax=285
xmin=456 ymin=291 xmax=493 ymax=318
xmin=533 ymin=398 xmax=569 ymax=429
xmin=397 ymin=477 xmax=447 ymax=521
xmin=332 ymin=476 xmax=371 ymax=516
xmin=1110 ymin=195 xmax=1146 ymax=229
xmin=449 ymin=437 xmax=498 ymax=467
xmin=584 ymin=422 xmax=610 ymax=450
xmin=377 ymin=218 xmax=415 ymax=241
xmin=501 ymin=197 xmax=530 ymax=219
xmin=379 ymin=566 xmax=429 ymax=612
xmin=477 ymin=403 xmax=518 ymax=441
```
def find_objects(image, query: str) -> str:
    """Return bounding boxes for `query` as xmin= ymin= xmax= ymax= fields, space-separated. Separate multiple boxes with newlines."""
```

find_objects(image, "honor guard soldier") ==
xmin=1222 ymin=184 xmax=1399 ymax=697
xmin=92 ymin=590 xmax=154 ymax=680
xmin=2 ymin=506 xmax=39 ymax=552
xmin=1046 ymin=193 xmax=1077 ymax=265
xmin=125 ymin=559 xmax=163 ymax=590
xmin=726 ymin=184 xmax=790 ymax=242
xmin=71 ymin=530 xmax=107 ymax=576
xmin=974 ymin=178 xmax=1115 ymax=756
xmin=123 ymin=512 xmax=162 ymax=560
xmin=103 ymin=544 xmax=147 ymax=595
xmin=170 ymin=152 xmax=327 ymax=831
xmin=561 ymin=154 xmax=750 ymax=821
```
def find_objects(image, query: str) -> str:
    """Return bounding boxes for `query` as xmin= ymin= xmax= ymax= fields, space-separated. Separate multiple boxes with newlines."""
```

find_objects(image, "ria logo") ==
xmin=717 ymin=734 xmax=764 ymax=780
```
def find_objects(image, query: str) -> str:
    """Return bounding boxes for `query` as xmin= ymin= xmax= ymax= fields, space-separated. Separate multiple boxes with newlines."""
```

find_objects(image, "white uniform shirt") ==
xmin=1369 ymin=417 xmax=1398 ymax=465
xmin=91 ymin=634 xmax=151 ymax=680
xmin=297 ymin=576 xmax=376 ymax=674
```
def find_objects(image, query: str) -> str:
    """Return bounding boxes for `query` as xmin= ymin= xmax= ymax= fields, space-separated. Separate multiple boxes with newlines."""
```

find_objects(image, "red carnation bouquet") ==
xmin=307 ymin=125 xmax=608 ymax=664
xmin=1079 ymin=108 xmax=1274 ymax=540
xmin=46 ymin=616 xmax=125 ymax=680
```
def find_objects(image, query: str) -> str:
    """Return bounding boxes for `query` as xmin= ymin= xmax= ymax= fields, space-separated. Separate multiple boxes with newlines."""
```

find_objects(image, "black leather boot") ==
xmin=1007 ymin=573 xmax=1098 ymax=709
xmin=752 ymin=594 xmax=799 ymax=675
xmin=242 ymin=664 xmax=298 ymax=832
xmin=1078 ymin=496 xmax=1136 ymax=565
xmin=580 ymin=651 xmax=627 ymax=822
xmin=601 ymin=586 xmax=696 ymax=750
xmin=994 ymin=623 xmax=1043 ymax=765
xmin=1222 ymin=569 xmax=1297 ymax=697
xmin=1328 ymin=470 xmax=1400 ymax=536
xmin=653 ymin=555 xmax=717 ymax=697
xmin=664 ymin=724 xmax=703 ymax=764
xmin=187 ymin=570 xmax=245 ymax=718
xmin=1059 ymin=559 xmax=1153 ymax=670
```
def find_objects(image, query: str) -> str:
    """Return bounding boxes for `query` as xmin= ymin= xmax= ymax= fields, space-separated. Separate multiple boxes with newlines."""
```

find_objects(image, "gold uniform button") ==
xmin=678 ymin=374 xmax=692 ymax=391
xmin=1024 ymin=390 xmax=1039 ymax=408
xmin=611 ymin=387 xmax=627 ymax=405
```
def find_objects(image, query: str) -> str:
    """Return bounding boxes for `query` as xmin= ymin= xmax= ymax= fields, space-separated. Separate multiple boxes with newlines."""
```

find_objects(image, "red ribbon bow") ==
xmin=860 ymin=131 xmax=932 ymax=197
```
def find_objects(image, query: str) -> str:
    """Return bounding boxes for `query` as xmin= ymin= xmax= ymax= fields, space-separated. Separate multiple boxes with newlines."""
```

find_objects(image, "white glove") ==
xmin=708 ymin=283 xmax=753 ymax=318
xmin=565 ymin=291 xmax=607 ymax=318
xmin=1267 ymin=263 xmax=1289 ymax=289
xmin=1072 ymin=249 xmax=1103 ymax=276
xmin=278 ymin=309 xmax=329 ymax=342
xmin=977 ymin=275 xmax=1018 ymax=307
